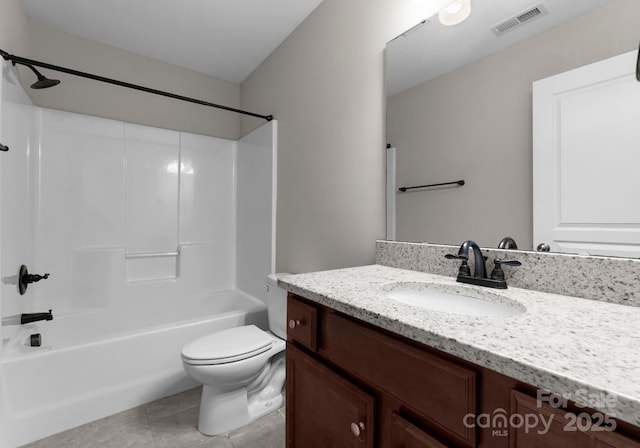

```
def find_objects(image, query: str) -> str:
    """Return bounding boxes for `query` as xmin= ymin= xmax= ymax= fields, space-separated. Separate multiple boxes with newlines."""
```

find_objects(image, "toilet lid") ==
xmin=182 ymin=325 xmax=273 ymax=365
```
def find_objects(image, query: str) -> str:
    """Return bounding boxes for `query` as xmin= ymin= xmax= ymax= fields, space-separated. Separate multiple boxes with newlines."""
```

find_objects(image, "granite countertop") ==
xmin=279 ymin=264 xmax=640 ymax=427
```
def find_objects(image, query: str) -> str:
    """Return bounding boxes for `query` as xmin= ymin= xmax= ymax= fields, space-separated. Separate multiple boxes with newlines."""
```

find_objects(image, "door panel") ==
xmin=533 ymin=49 xmax=640 ymax=257
xmin=286 ymin=343 xmax=375 ymax=448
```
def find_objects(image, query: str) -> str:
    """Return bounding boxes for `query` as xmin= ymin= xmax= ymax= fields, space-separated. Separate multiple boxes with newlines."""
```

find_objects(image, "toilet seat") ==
xmin=181 ymin=325 xmax=274 ymax=365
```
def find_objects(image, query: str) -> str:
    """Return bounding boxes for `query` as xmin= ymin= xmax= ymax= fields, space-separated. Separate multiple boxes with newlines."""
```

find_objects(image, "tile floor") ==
xmin=20 ymin=387 xmax=285 ymax=448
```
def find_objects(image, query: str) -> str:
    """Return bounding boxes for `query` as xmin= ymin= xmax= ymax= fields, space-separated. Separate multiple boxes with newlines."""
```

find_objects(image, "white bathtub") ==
xmin=0 ymin=289 xmax=268 ymax=448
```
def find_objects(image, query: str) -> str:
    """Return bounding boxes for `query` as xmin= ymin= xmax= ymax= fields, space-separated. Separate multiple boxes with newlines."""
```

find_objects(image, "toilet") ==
xmin=181 ymin=273 xmax=290 ymax=436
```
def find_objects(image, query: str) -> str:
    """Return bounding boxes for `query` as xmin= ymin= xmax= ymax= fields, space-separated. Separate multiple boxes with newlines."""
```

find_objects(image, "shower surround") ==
xmin=0 ymin=63 xmax=277 ymax=447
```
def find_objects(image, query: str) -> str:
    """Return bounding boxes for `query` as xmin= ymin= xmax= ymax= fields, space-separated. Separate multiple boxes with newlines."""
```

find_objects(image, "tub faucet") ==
xmin=21 ymin=310 xmax=53 ymax=325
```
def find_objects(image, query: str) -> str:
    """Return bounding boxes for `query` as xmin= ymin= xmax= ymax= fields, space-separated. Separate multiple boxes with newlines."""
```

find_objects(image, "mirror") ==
xmin=386 ymin=0 xmax=640 ymax=253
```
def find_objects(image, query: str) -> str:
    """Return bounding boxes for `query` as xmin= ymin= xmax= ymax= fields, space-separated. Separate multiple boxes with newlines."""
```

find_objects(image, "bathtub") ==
xmin=0 ymin=289 xmax=268 ymax=447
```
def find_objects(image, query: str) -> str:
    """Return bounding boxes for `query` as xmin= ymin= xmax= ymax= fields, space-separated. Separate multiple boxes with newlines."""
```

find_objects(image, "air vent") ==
xmin=491 ymin=3 xmax=548 ymax=36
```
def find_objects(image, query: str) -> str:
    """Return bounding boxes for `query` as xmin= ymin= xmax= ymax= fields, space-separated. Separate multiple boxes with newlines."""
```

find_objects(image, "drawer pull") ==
xmin=350 ymin=421 xmax=365 ymax=437
xmin=289 ymin=319 xmax=301 ymax=329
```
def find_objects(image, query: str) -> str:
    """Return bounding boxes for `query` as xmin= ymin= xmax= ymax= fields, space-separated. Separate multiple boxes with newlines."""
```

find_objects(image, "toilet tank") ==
xmin=266 ymin=273 xmax=291 ymax=339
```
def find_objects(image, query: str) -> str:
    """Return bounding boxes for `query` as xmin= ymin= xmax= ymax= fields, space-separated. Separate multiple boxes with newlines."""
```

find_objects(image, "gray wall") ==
xmin=240 ymin=0 xmax=424 ymax=273
xmin=5 ymin=22 xmax=241 ymax=140
xmin=2 ymin=0 xmax=454 ymax=274
xmin=0 ymin=0 xmax=28 ymax=56
xmin=388 ymin=0 xmax=640 ymax=250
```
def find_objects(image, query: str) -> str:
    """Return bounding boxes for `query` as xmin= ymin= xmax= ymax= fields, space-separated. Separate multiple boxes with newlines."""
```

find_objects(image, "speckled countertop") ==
xmin=279 ymin=264 xmax=640 ymax=427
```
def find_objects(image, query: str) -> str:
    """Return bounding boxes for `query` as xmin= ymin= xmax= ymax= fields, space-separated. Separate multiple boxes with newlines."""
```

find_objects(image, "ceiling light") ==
xmin=445 ymin=2 xmax=462 ymax=14
xmin=439 ymin=0 xmax=471 ymax=26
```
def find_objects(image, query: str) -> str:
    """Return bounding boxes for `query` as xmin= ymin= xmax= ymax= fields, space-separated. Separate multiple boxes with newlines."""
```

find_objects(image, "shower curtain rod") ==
xmin=0 ymin=49 xmax=273 ymax=122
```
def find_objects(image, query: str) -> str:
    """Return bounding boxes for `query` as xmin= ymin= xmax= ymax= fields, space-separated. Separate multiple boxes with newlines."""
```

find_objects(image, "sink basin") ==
xmin=383 ymin=282 xmax=525 ymax=317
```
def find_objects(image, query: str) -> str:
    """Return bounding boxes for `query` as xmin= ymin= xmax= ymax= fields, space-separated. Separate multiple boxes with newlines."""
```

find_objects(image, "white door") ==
xmin=533 ymin=49 xmax=640 ymax=257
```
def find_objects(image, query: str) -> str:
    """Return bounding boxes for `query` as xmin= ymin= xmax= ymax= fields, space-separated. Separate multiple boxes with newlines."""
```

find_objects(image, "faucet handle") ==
xmin=490 ymin=258 xmax=521 ymax=281
xmin=494 ymin=259 xmax=521 ymax=267
xmin=26 ymin=273 xmax=49 ymax=283
xmin=445 ymin=254 xmax=471 ymax=276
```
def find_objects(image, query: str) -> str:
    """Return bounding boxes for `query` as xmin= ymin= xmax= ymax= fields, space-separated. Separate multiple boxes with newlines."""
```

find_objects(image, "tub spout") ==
xmin=21 ymin=310 xmax=53 ymax=325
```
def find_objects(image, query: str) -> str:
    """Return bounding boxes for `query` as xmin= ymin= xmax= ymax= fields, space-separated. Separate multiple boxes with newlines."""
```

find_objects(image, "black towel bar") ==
xmin=398 ymin=179 xmax=465 ymax=192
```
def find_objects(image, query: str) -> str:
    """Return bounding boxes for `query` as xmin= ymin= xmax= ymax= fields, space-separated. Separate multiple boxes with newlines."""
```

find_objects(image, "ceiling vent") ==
xmin=491 ymin=3 xmax=548 ymax=36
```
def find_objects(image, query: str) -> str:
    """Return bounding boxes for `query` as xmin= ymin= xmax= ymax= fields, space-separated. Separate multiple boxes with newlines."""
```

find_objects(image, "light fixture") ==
xmin=439 ymin=0 xmax=471 ymax=26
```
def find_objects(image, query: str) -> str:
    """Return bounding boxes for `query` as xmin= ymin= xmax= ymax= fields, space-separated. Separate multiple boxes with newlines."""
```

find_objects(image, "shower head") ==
xmin=31 ymin=73 xmax=61 ymax=89
xmin=2 ymin=50 xmax=60 ymax=89
xmin=19 ymin=63 xmax=61 ymax=89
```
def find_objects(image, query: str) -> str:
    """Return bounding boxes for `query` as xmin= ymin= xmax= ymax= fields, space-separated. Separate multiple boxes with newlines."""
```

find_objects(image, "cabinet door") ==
xmin=510 ymin=390 xmax=640 ymax=448
xmin=286 ymin=343 xmax=375 ymax=448
xmin=324 ymin=312 xmax=476 ymax=446
xmin=391 ymin=412 xmax=452 ymax=448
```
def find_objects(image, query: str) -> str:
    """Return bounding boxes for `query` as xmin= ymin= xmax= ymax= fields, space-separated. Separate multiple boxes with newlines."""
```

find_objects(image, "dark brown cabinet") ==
xmin=286 ymin=293 xmax=640 ymax=448
xmin=287 ymin=298 xmax=317 ymax=351
xmin=286 ymin=343 xmax=375 ymax=447
xmin=323 ymin=312 xmax=476 ymax=446
xmin=391 ymin=412 xmax=453 ymax=448
xmin=509 ymin=390 xmax=640 ymax=448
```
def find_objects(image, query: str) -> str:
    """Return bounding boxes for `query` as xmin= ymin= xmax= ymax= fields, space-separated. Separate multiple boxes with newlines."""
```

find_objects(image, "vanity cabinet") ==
xmin=286 ymin=293 xmax=640 ymax=448
xmin=322 ymin=311 xmax=476 ymax=446
xmin=286 ymin=297 xmax=318 ymax=351
xmin=510 ymin=391 xmax=640 ymax=448
xmin=286 ymin=293 xmax=474 ymax=448
xmin=391 ymin=412 xmax=451 ymax=448
xmin=286 ymin=344 xmax=375 ymax=447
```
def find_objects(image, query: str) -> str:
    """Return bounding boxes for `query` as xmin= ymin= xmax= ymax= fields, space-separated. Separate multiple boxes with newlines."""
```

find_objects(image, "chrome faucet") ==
xmin=446 ymin=240 xmax=521 ymax=289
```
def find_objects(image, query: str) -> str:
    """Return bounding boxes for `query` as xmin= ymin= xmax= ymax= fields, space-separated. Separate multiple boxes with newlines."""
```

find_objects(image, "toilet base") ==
xmin=198 ymin=387 xmax=249 ymax=435
xmin=197 ymin=352 xmax=286 ymax=436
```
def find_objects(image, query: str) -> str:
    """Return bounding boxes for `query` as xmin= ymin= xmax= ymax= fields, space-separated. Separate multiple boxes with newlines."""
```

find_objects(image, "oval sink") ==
xmin=383 ymin=282 xmax=525 ymax=317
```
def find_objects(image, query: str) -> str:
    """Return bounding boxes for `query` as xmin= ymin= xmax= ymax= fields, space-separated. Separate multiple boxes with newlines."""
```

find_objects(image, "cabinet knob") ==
xmin=288 ymin=319 xmax=301 ymax=329
xmin=350 ymin=421 xmax=365 ymax=437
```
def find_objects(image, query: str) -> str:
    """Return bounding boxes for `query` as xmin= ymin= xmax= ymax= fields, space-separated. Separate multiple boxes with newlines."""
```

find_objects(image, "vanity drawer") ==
xmin=324 ymin=312 xmax=476 ymax=446
xmin=391 ymin=412 xmax=452 ymax=448
xmin=509 ymin=390 xmax=640 ymax=448
xmin=287 ymin=296 xmax=318 ymax=352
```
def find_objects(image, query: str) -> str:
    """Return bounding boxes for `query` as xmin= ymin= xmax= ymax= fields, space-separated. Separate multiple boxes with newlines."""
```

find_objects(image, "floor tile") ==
xmin=73 ymin=406 xmax=153 ymax=448
xmin=19 ymin=428 xmax=78 ymax=448
xmin=148 ymin=405 xmax=212 ymax=448
xmin=228 ymin=411 xmax=285 ymax=448
xmin=20 ymin=386 xmax=285 ymax=448
xmin=201 ymin=435 xmax=235 ymax=448
xmin=145 ymin=386 xmax=202 ymax=423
